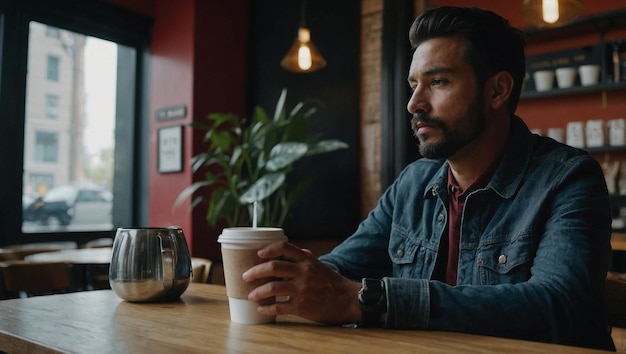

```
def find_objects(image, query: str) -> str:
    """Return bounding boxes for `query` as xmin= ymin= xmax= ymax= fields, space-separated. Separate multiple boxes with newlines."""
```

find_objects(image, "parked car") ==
xmin=22 ymin=192 xmax=42 ymax=222
xmin=34 ymin=186 xmax=113 ymax=226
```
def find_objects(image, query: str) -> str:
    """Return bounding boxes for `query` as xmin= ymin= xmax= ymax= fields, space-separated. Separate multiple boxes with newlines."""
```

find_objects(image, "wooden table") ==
xmin=0 ymin=284 xmax=606 ymax=353
xmin=24 ymin=247 xmax=112 ymax=265
xmin=25 ymin=247 xmax=112 ymax=291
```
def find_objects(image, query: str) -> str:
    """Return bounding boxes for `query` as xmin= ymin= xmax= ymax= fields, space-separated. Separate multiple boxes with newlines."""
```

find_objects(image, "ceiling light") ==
xmin=521 ymin=0 xmax=583 ymax=28
xmin=280 ymin=1 xmax=326 ymax=73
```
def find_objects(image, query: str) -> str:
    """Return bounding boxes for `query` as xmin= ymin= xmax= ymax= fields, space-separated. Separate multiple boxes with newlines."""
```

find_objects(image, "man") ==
xmin=243 ymin=6 xmax=614 ymax=350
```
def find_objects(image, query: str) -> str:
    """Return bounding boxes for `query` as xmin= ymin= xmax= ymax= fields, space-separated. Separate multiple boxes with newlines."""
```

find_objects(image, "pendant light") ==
xmin=281 ymin=1 xmax=326 ymax=73
xmin=521 ymin=0 xmax=583 ymax=28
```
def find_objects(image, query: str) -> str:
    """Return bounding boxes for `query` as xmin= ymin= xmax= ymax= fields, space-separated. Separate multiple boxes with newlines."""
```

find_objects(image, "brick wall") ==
xmin=358 ymin=0 xmax=427 ymax=218
xmin=359 ymin=0 xmax=383 ymax=219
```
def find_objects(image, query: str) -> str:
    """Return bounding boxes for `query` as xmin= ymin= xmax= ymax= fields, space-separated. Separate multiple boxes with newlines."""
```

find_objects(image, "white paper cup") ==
xmin=533 ymin=70 xmax=555 ymax=91
xmin=555 ymin=67 xmax=577 ymax=88
xmin=579 ymin=64 xmax=601 ymax=86
xmin=547 ymin=128 xmax=564 ymax=143
xmin=218 ymin=227 xmax=288 ymax=324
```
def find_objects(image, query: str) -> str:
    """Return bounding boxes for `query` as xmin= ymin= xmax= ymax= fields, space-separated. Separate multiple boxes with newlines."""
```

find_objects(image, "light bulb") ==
xmin=281 ymin=26 xmax=326 ymax=73
xmin=297 ymin=45 xmax=312 ymax=70
xmin=542 ymin=0 xmax=560 ymax=24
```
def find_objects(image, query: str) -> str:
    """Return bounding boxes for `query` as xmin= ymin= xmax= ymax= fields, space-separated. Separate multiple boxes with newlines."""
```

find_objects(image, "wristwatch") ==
xmin=357 ymin=278 xmax=386 ymax=327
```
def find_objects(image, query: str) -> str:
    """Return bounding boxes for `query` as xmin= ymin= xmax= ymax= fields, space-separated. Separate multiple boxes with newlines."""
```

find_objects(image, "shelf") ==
xmin=521 ymin=81 xmax=626 ymax=99
xmin=585 ymin=145 xmax=626 ymax=154
xmin=523 ymin=9 xmax=626 ymax=44
xmin=521 ymin=9 xmax=626 ymax=100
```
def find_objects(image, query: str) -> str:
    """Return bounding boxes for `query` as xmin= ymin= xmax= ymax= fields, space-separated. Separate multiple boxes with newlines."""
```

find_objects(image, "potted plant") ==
xmin=175 ymin=89 xmax=348 ymax=228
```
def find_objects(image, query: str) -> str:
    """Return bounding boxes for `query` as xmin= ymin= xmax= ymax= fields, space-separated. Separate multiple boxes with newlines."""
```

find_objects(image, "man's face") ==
xmin=407 ymin=36 xmax=486 ymax=159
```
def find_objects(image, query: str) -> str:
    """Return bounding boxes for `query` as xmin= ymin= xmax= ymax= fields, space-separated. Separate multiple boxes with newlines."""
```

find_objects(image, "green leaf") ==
xmin=249 ymin=119 xmax=273 ymax=150
xmin=208 ymin=112 xmax=240 ymax=128
xmin=273 ymin=88 xmax=288 ymax=122
xmin=306 ymin=139 xmax=349 ymax=156
xmin=239 ymin=172 xmax=286 ymax=204
xmin=203 ymin=171 xmax=219 ymax=184
xmin=256 ymin=151 xmax=266 ymax=170
xmin=289 ymin=101 xmax=304 ymax=117
xmin=302 ymin=106 xmax=317 ymax=118
xmin=173 ymin=181 xmax=210 ymax=209
xmin=190 ymin=153 xmax=209 ymax=172
xmin=266 ymin=142 xmax=308 ymax=171
xmin=207 ymin=188 xmax=238 ymax=226
xmin=283 ymin=113 xmax=308 ymax=142
xmin=230 ymin=146 xmax=243 ymax=168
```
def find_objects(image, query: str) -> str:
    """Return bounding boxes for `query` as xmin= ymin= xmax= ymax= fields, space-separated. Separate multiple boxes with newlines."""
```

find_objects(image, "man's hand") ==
xmin=242 ymin=241 xmax=362 ymax=325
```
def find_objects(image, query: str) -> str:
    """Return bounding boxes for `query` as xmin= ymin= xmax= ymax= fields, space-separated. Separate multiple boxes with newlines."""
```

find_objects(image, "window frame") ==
xmin=45 ymin=93 xmax=59 ymax=118
xmin=0 ymin=0 xmax=152 ymax=246
xmin=33 ymin=130 xmax=58 ymax=163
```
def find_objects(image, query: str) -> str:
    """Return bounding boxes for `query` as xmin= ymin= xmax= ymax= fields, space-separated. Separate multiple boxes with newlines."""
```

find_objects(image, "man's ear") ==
xmin=488 ymin=71 xmax=514 ymax=110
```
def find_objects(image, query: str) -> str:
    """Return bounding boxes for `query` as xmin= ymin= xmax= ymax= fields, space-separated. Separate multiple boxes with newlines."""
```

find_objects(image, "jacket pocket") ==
xmin=475 ymin=231 xmax=533 ymax=285
xmin=389 ymin=226 xmax=430 ymax=278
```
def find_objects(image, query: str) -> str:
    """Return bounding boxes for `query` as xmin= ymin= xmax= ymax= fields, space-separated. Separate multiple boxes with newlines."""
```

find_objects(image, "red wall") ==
xmin=186 ymin=1 xmax=248 ymax=259
xmin=108 ymin=0 xmax=248 ymax=258
xmin=148 ymin=0 xmax=194 ymax=240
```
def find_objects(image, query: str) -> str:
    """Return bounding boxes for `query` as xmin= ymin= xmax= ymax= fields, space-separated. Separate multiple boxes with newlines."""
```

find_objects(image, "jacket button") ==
xmin=498 ymin=254 xmax=507 ymax=264
xmin=437 ymin=214 xmax=444 ymax=222
xmin=397 ymin=249 xmax=404 ymax=257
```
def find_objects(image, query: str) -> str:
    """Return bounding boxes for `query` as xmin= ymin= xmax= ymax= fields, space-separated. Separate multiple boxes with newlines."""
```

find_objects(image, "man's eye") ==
xmin=432 ymin=78 xmax=446 ymax=86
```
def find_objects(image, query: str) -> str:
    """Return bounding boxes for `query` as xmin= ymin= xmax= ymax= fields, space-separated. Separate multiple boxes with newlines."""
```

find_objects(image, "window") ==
xmin=45 ymin=26 xmax=60 ymax=38
xmin=24 ymin=23 xmax=121 ymax=233
xmin=45 ymin=94 xmax=58 ymax=118
xmin=46 ymin=55 xmax=59 ymax=82
xmin=34 ymin=131 xmax=58 ymax=163
xmin=0 ymin=0 xmax=151 ymax=244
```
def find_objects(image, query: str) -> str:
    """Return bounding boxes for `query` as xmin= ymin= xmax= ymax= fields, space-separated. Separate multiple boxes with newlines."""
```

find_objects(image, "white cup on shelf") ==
xmin=533 ymin=70 xmax=555 ymax=91
xmin=555 ymin=67 xmax=577 ymax=88
xmin=578 ymin=64 xmax=601 ymax=86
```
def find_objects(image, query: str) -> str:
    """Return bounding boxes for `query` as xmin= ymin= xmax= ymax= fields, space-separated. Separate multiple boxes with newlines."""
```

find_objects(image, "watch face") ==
xmin=359 ymin=278 xmax=384 ymax=309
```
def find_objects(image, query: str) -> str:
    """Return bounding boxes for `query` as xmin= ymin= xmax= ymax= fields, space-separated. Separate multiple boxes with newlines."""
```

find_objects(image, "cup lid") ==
xmin=217 ymin=227 xmax=287 ymax=244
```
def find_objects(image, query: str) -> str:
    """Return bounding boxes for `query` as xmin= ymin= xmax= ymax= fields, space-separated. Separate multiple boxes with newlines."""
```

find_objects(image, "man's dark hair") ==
xmin=409 ymin=6 xmax=527 ymax=116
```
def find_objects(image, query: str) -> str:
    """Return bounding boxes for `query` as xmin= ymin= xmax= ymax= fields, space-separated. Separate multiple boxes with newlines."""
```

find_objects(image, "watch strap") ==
xmin=357 ymin=278 xmax=386 ymax=327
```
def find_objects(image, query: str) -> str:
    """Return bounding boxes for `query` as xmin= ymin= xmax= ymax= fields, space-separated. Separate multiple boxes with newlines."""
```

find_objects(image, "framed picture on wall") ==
xmin=158 ymin=125 xmax=183 ymax=173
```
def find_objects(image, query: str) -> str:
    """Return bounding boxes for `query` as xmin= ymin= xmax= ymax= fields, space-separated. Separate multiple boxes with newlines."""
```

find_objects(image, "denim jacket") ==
xmin=319 ymin=116 xmax=614 ymax=350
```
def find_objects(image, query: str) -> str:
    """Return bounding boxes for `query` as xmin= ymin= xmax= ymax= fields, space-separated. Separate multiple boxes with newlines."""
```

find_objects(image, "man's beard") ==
xmin=411 ymin=96 xmax=485 ymax=159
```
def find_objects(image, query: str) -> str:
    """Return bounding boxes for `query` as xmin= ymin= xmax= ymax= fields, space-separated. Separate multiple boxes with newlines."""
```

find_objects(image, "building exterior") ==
xmin=23 ymin=22 xmax=85 ymax=196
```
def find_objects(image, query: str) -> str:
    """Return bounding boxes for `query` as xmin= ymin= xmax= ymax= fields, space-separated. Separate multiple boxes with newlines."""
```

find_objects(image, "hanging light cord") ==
xmin=300 ymin=0 xmax=307 ymax=28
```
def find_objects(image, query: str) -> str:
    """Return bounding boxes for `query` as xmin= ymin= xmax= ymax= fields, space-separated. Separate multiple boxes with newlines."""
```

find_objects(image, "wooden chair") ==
xmin=0 ymin=247 xmax=60 ymax=261
xmin=6 ymin=241 xmax=77 ymax=250
xmin=0 ymin=260 xmax=73 ymax=299
xmin=191 ymin=257 xmax=213 ymax=284
xmin=606 ymin=274 xmax=626 ymax=327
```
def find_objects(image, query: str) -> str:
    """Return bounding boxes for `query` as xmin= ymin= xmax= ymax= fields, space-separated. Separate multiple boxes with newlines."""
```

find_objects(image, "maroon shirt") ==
xmin=441 ymin=166 xmax=495 ymax=286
